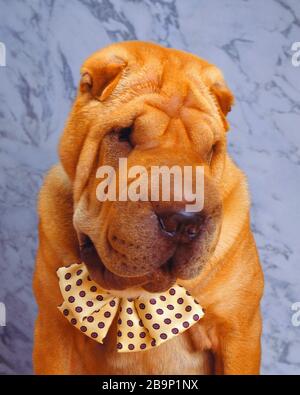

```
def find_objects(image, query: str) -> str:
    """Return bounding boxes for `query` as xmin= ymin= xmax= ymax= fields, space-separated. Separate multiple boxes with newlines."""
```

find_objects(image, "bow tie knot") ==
xmin=57 ymin=263 xmax=204 ymax=352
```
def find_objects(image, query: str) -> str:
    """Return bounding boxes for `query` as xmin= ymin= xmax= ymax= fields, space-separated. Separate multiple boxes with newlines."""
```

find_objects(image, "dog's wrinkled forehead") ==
xmin=81 ymin=45 xmax=179 ymax=102
xmin=79 ymin=41 xmax=233 ymax=117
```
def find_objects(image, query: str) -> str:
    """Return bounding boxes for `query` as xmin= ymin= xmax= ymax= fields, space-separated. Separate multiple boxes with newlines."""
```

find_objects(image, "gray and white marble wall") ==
xmin=0 ymin=0 xmax=299 ymax=374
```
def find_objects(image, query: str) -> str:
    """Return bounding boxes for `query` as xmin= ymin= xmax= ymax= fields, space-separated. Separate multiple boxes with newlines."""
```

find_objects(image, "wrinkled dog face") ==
xmin=59 ymin=42 xmax=234 ymax=292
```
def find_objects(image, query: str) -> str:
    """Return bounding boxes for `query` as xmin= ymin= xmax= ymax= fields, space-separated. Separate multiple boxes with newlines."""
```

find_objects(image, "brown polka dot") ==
xmin=172 ymin=328 xmax=179 ymax=334
xmin=117 ymin=343 xmax=123 ymax=349
xmin=156 ymin=308 xmax=164 ymax=315
xmin=160 ymin=333 xmax=167 ymax=340
xmin=151 ymin=339 xmax=156 ymax=347
xmin=152 ymin=323 xmax=160 ymax=330
xmin=98 ymin=322 xmax=105 ymax=329
xmin=86 ymin=301 xmax=93 ymax=307
xmin=87 ymin=316 xmax=94 ymax=323
xmin=185 ymin=305 xmax=192 ymax=312
xmin=149 ymin=298 xmax=156 ymax=305
xmin=128 ymin=344 xmax=135 ymax=350
xmin=126 ymin=307 xmax=133 ymax=314
xmin=159 ymin=295 xmax=166 ymax=301
xmin=90 ymin=286 xmax=97 ymax=292
xmin=79 ymin=291 xmax=86 ymax=297
xmin=80 ymin=325 xmax=87 ymax=332
xmin=68 ymin=296 xmax=75 ymax=303
xmin=164 ymin=318 xmax=171 ymax=324
xmin=186 ymin=290 xmax=191 ymax=296
xmin=96 ymin=295 xmax=103 ymax=301
xmin=91 ymin=332 xmax=98 ymax=338
xmin=140 ymin=332 xmax=146 ymax=338
xmin=71 ymin=318 xmax=77 ymax=325
xmin=167 ymin=304 xmax=174 ymax=310
xmin=140 ymin=343 xmax=146 ymax=350
xmin=138 ymin=320 xmax=144 ymax=327
xmin=127 ymin=332 xmax=134 ymax=338
xmin=76 ymin=269 xmax=83 ymax=276
xmin=183 ymin=321 xmax=189 ymax=328
xmin=175 ymin=313 xmax=182 ymax=319
xmin=139 ymin=303 xmax=145 ymax=309
xmin=177 ymin=298 xmax=184 ymax=304
xmin=75 ymin=306 xmax=82 ymax=313
xmin=194 ymin=299 xmax=200 ymax=304
xmin=169 ymin=288 xmax=176 ymax=296
xmin=65 ymin=285 xmax=71 ymax=292
xmin=109 ymin=300 xmax=116 ymax=307
xmin=76 ymin=279 xmax=82 ymax=286
xmin=127 ymin=298 xmax=133 ymax=302
xmin=65 ymin=273 xmax=71 ymax=280
xmin=87 ymin=276 xmax=91 ymax=281
xmin=117 ymin=330 xmax=122 ymax=337
xmin=63 ymin=309 xmax=69 ymax=316
xmin=193 ymin=314 xmax=200 ymax=321
xmin=127 ymin=320 xmax=133 ymax=327
xmin=145 ymin=313 xmax=152 ymax=320
xmin=104 ymin=311 xmax=111 ymax=318
xmin=118 ymin=318 xmax=122 ymax=325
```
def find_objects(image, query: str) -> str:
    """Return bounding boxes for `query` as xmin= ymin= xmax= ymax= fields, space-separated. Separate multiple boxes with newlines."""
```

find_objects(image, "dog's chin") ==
xmin=80 ymin=241 xmax=177 ymax=293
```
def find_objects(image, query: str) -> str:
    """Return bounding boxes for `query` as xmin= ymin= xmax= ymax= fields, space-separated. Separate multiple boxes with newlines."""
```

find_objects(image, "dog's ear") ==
xmin=210 ymin=80 xmax=234 ymax=116
xmin=80 ymin=55 xmax=126 ymax=101
xmin=203 ymin=66 xmax=234 ymax=130
xmin=59 ymin=52 xmax=128 ymax=181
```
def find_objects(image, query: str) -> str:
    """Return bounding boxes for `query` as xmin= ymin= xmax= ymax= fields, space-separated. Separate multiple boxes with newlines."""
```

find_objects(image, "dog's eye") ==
xmin=207 ymin=143 xmax=217 ymax=164
xmin=118 ymin=127 xmax=133 ymax=144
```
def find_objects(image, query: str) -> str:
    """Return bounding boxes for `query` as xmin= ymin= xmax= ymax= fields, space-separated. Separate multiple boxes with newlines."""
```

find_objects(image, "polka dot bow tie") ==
xmin=57 ymin=263 xmax=204 ymax=353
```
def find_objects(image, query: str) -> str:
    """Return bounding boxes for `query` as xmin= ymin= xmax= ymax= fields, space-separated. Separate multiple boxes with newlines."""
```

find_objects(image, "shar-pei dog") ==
xmin=33 ymin=41 xmax=263 ymax=375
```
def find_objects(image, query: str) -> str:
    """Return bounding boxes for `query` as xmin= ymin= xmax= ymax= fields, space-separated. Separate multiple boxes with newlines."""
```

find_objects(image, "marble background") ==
xmin=0 ymin=0 xmax=299 ymax=374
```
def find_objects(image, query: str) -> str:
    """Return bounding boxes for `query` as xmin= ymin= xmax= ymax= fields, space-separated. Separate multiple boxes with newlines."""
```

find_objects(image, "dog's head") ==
xmin=59 ymin=41 xmax=234 ymax=293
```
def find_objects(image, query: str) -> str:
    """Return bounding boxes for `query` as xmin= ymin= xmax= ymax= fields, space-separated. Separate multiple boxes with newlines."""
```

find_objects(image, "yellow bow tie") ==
xmin=57 ymin=263 xmax=204 ymax=352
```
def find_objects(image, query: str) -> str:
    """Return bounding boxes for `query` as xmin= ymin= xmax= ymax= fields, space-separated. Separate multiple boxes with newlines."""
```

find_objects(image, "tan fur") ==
xmin=33 ymin=41 xmax=263 ymax=375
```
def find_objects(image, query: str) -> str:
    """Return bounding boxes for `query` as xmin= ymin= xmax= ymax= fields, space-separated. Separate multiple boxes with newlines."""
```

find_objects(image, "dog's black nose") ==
xmin=158 ymin=211 xmax=204 ymax=242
